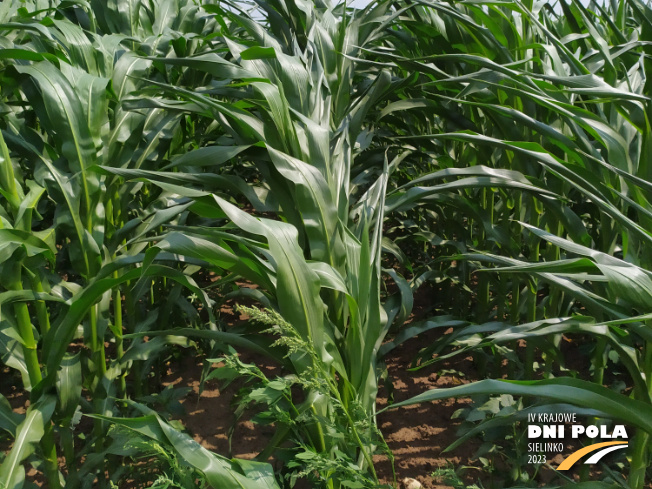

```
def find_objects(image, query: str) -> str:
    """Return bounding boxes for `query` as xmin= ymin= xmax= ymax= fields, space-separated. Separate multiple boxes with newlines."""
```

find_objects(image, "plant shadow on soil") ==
xmin=161 ymin=325 xmax=483 ymax=489
xmin=1 ymin=288 xmax=625 ymax=489
xmin=151 ymin=285 xmax=481 ymax=488
xmin=1 ymin=330 xmax=635 ymax=488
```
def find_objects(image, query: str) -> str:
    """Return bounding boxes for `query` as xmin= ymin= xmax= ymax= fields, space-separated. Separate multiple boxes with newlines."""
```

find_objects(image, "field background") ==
xmin=1 ymin=0 xmax=651 ymax=488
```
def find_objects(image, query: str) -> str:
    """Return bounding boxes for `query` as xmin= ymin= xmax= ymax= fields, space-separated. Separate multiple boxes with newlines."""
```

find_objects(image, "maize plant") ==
xmin=1 ymin=0 xmax=652 ymax=488
xmin=378 ymin=1 xmax=652 ymax=487
xmin=0 ymin=1 xmax=280 ymax=487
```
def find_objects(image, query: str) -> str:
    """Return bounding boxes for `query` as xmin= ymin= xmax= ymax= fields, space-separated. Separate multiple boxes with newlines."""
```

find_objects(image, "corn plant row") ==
xmin=378 ymin=1 xmax=652 ymax=487
xmin=0 ymin=0 xmax=650 ymax=488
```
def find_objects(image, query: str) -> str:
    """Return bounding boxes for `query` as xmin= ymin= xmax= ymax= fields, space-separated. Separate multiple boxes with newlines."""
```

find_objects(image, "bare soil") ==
xmin=158 ymin=326 xmax=482 ymax=489
xmin=2 ymin=283 xmax=640 ymax=488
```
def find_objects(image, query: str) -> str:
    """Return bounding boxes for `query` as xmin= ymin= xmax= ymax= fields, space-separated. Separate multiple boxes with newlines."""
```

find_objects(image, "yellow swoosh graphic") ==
xmin=557 ymin=441 xmax=628 ymax=470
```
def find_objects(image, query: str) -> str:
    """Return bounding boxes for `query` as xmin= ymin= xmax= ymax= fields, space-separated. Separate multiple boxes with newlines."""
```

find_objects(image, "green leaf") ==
xmin=240 ymin=46 xmax=277 ymax=60
xmin=56 ymin=353 xmax=82 ymax=421
xmin=94 ymin=413 xmax=281 ymax=489
xmin=0 ymin=395 xmax=56 ymax=489
xmin=383 ymin=378 xmax=652 ymax=435
xmin=0 ymin=394 xmax=22 ymax=437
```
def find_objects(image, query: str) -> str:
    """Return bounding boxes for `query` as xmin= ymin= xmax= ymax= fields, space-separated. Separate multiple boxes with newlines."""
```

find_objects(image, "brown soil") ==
xmin=157 ymin=327 xmax=482 ymax=489
xmin=374 ymin=333 xmax=480 ymax=488
xmin=2 ymin=286 xmax=641 ymax=489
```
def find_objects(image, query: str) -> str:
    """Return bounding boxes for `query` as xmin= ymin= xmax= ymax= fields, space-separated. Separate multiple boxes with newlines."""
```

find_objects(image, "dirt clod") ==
xmin=403 ymin=477 xmax=423 ymax=489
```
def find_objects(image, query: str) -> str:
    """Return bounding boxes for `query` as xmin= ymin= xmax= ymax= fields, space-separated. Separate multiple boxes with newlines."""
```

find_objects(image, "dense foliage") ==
xmin=0 ymin=0 xmax=651 ymax=488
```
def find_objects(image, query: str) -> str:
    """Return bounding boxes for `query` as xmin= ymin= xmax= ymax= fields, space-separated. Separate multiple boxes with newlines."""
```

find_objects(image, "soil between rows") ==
xmin=160 ymin=327 xmax=482 ymax=489
xmin=1 ymin=293 xmax=623 ymax=489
